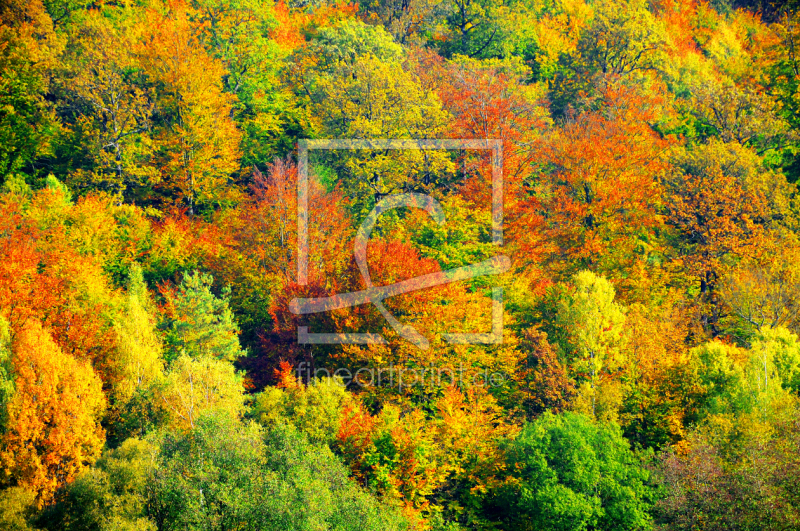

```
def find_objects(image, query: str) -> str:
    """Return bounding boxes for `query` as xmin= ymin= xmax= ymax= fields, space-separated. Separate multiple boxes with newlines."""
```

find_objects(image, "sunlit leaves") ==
xmin=1 ymin=320 xmax=106 ymax=504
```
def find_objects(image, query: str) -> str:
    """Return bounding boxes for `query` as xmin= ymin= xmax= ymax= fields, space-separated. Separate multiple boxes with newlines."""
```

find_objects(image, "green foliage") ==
xmin=690 ymin=340 xmax=746 ymax=414
xmin=653 ymin=422 xmax=800 ymax=530
xmin=108 ymin=265 xmax=166 ymax=444
xmin=110 ymin=386 xmax=169 ymax=447
xmin=55 ymin=9 xmax=158 ymax=200
xmin=158 ymin=352 xmax=246 ymax=431
xmin=406 ymin=195 xmax=496 ymax=273
xmin=161 ymin=271 xmax=246 ymax=363
xmin=499 ymin=411 xmax=654 ymax=531
xmin=2 ymin=0 xmax=800 ymax=528
xmin=36 ymin=439 xmax=157 ymax=531
xmin=292 ymin=19 xmax=453 ymax=218
xmin=436 ymin=0 xmax=527 ymax=59
xmin=149 ymin=413 xmax=409 ymax=531
xmin=40 ymin=415 xmax=410 ymax=530
xmin=311 ymin=19 xmax=404 ymax=66
xmin=2 ymin=174 xmax=32 ymax=199
xmin=0 ymin=15 xmax=58 ymax=182
xmin=44 ymin=174 xmax=72 ymax=203
xmin=752 ymin=326 xmax=800 ymax=394
xmin=548 ymin=0 xmax=665 ymax=115
xmin=689 ymin=338 xmax=797 ymax=436
xmin=191 ymin=0 xmax=298 ymax=167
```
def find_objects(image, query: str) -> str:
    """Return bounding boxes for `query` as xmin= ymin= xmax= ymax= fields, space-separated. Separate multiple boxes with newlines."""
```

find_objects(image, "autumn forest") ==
xmin=1 ymin=0 xmax=800 ymax=528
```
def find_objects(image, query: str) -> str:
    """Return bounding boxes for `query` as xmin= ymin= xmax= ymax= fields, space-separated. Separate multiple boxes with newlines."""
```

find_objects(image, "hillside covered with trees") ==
xmin=2 ymin=0 xmax=800 ymax=528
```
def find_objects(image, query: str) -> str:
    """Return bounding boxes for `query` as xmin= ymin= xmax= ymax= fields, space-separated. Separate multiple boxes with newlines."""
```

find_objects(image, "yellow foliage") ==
xmin=113 ymin=266 xmax=164 ymax=406
xmin=158 ymin=354 xmax=246 ymax=431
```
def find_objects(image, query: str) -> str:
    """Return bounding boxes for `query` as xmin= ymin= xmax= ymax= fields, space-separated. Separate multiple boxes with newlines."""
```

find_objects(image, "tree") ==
xmin=665 ymin=140 xmax=779 ymax=335
xmin=113 ymin=265 xmax=164 ymax=406
xmin=252 ymin=376 xmax=354 ymax=446
xmin=358 ymin=0 xmax=446 ymax=45
xmin=518 ymin=329 xmax=577 ymax=419
xmin=0 ymin=0 xmax=60 ymax=182
xmin=499 ymin=411 xmax=653 ymax=531
xmin=0 ymin=317 xmax=14 ymax=435
xmin=289 ymin=20 xmax=452 ymax=215
xmin=555 ymin=271 xmax=627 ymax=420
xmin=689 ymin=340 xmax=748 ymax=418
xmin=688 ymin=338 xmax=797 ymax=430
xmin=766 ymin=8 xmax=800 ymax=180
xmin=158 ymin=353 xmax=246 ymax=431
xmin=654 ymin=422 xmax=800 ymax=530
xmin=39 ymin=417 xmax=411 ymax=530
xmin=211 ymin=159 xmax=354 ymax=388
xmin=688 ymin=79 xmax=796 ymax=155
xmin=548 ymin=0 xmax=666 ymax=116
xmin=719 ymin=250 xmax=800 ymax=336
xmin=147 ymin=414 xmax=410 ymax=530
xmin=229 ymin=160 xmax=353 ymax=284
xmin=618 ymin=303 xmax=698 ymax=449
xmin=160 ymin=270 xmax=245 ymax=363
xmin=336 ymin=400 xmax=446 ymax=516
xmin=752 ymin=326 xmax=800 ymax=394
xmin=333 ymin=385 xmax=515 ymax=525
xmin=109 ymin=265 xmax=166 ymax=443
xmin=0 ymin=486 xmax=40 ymax=531
xmin=35 ymin=438 xmax=157 ymax=531
xmin=188 ymin=0 xmax=298 ymax=168
xmin=57 ymin=9 xmax=158 ymax=200
xmin=139 ymin=0 xmax=242 ymax=214
xmin=0 ymin=320 xmax=106 ymax=503
xmin=434 ymin=0 xmax=525 ymax=59
xmin=0 ymin=187 xmax=122 ymax=383
xmin=411 ymin=52 xmax=551 ymax=270
xmin=529 ymin=80 xmax=673 ymax=283
xmin=433 ymin=386 xmax=516 ymax=526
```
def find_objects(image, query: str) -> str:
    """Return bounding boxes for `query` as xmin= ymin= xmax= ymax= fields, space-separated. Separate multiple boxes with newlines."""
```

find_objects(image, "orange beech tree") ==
xmin=0 ymin=320 xmax=106 ymax=504
xmin=664 ymin=140 xmax=783 ymax=335
xmin=413 ymin=51 xmax=553 ymax=280
xmin=530 ymin=81 xmax=675 ymax=287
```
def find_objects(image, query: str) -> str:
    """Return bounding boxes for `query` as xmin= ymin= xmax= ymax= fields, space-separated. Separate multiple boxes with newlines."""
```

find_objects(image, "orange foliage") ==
xmin=622 ymin=303 xmax=700 ymax=446
xmin=666 ymin=159 xmax=773 ymax=333
xmin=335 ymin=387 xmax=514 ymax=521
xmin=214 ymin=160 xmax=354 ymax=387
xmin=652 ymin=0 xmax=704 ymax=56
xmin=1 ymin=320 xmax=106 ymax=504
xmin=414 ymin=51 xmax=551 ymax=274
xmin=274 ymin=360 xmax=301 ymax=390
xmin=270 ymin=0 xmax=358 ymax=52
xmin=336 ymin=402 xmax=378 ymax=483
xmin=0 ymin=195 xmax=118 ymax=382
xmin=520 ymin=81 xmax=675 ymax=282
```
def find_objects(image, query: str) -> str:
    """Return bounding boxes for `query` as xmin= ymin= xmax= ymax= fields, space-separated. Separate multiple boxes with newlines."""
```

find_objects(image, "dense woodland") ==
xmin=2 ymin=0 xmax=800 ymax=528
